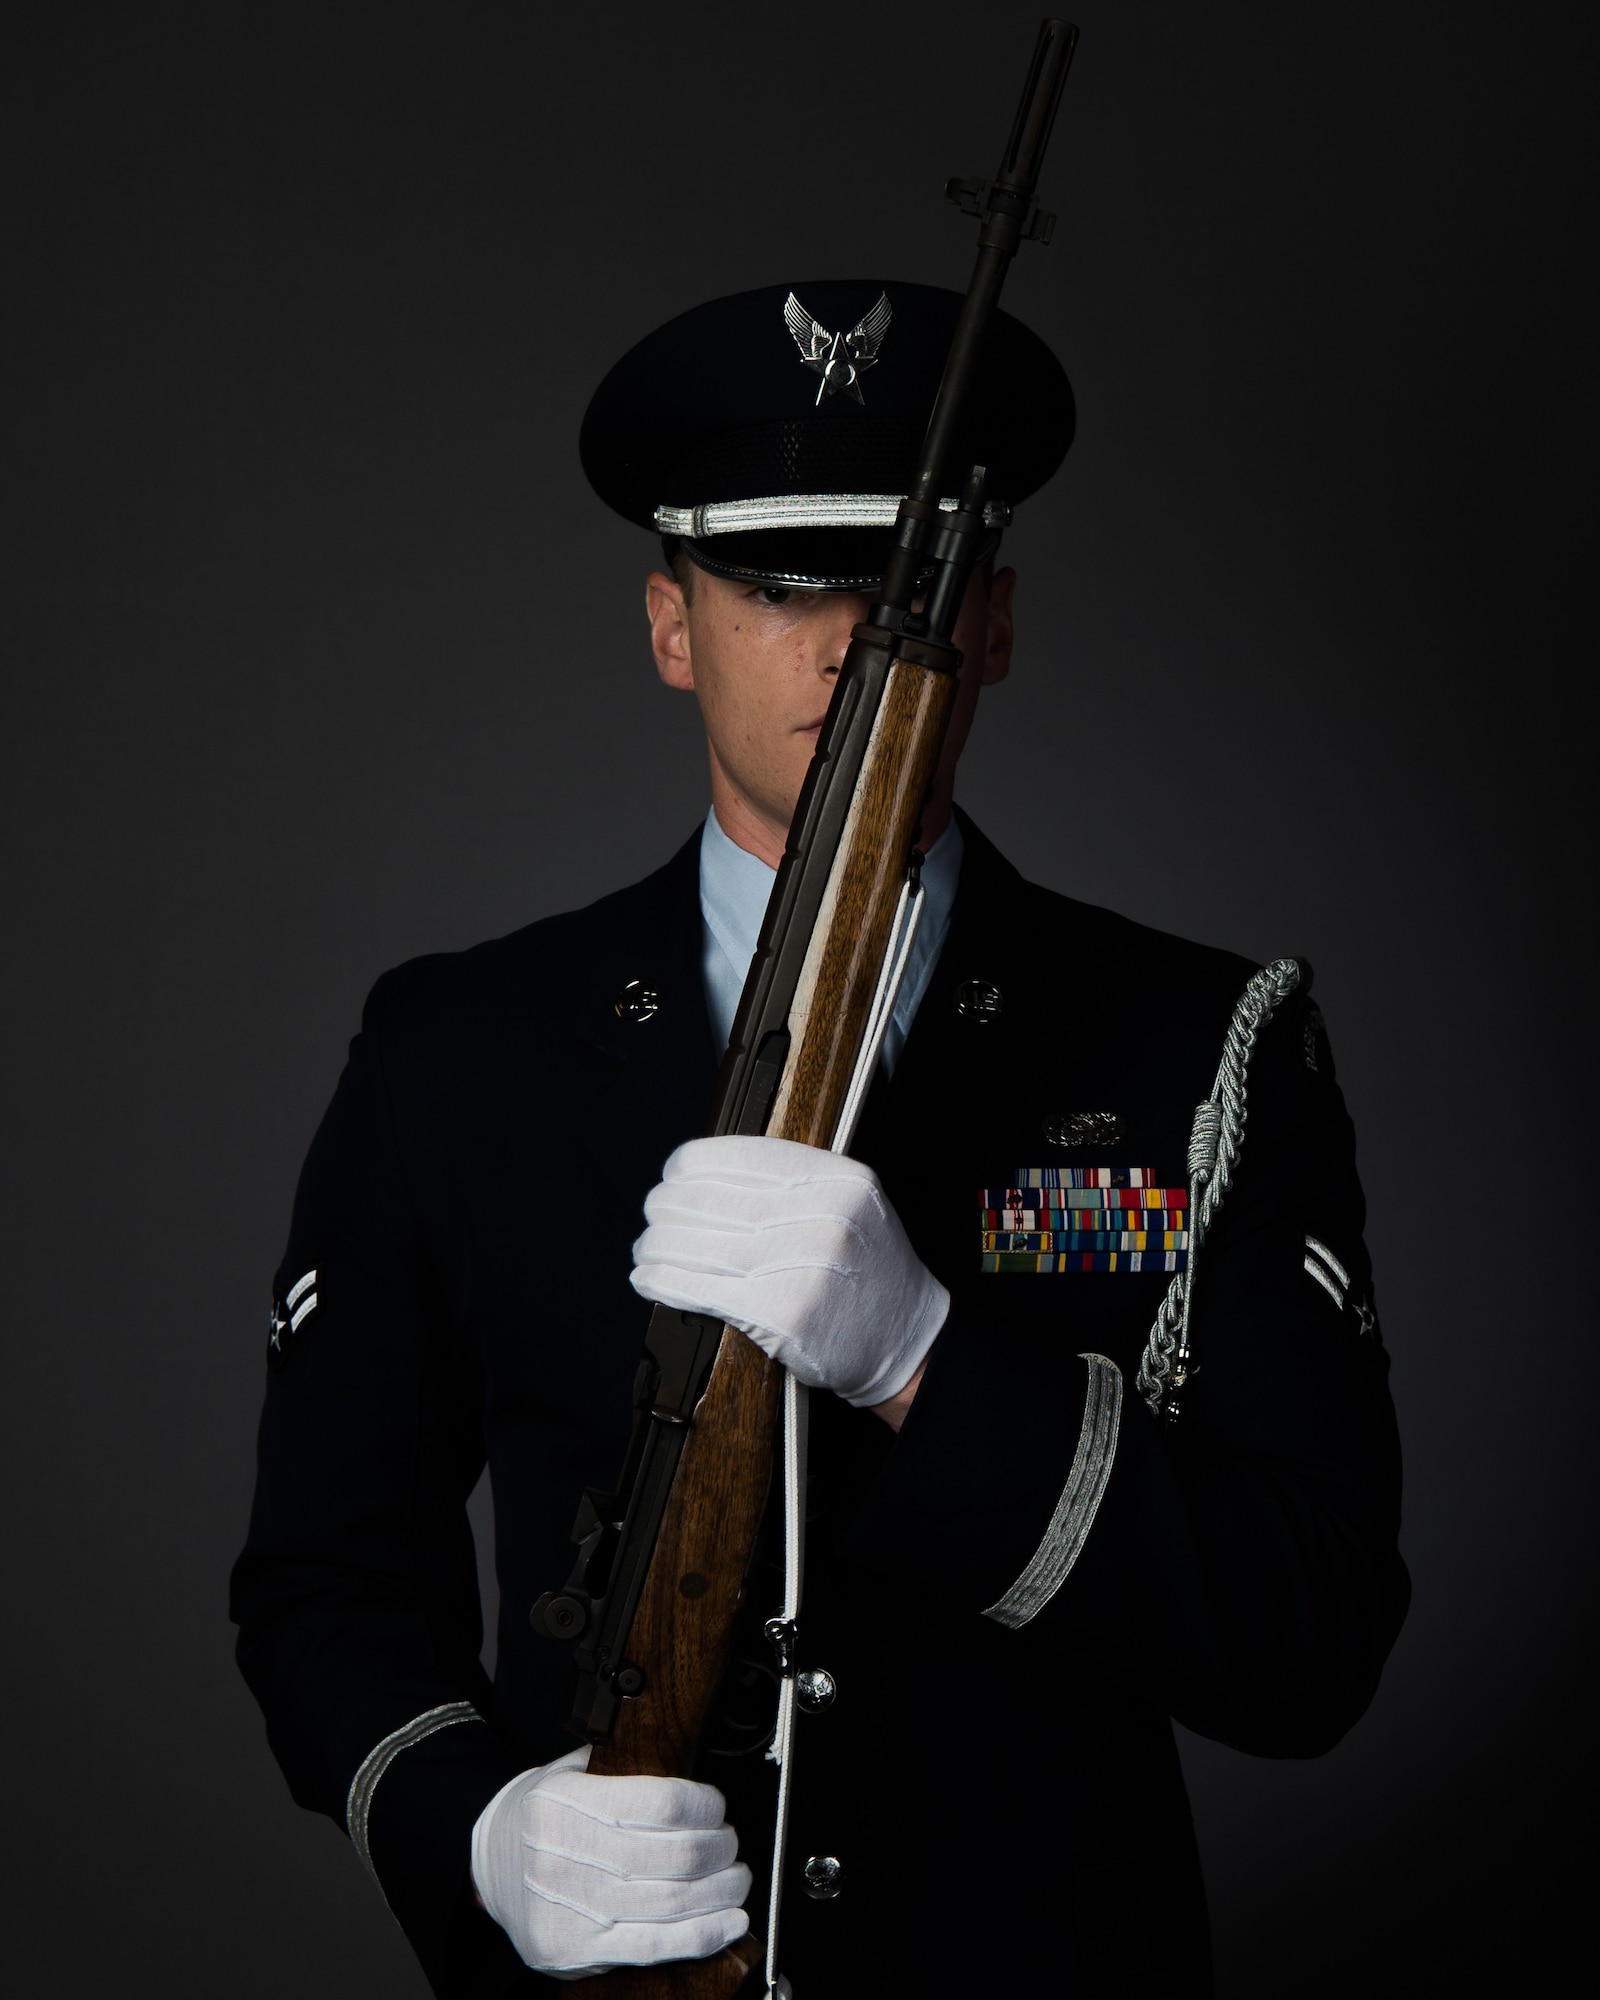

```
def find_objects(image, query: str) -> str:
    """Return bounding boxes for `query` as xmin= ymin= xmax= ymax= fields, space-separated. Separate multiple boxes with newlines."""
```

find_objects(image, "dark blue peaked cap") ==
xmin=580 ymin=279 xmax=1073 ymax=589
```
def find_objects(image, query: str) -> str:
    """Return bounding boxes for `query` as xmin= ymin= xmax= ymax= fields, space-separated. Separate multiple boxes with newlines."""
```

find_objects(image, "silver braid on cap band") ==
xmin=653 ymin=493 xmax=1012 ymax=537
xmin=1136 ymin=958 xmax=1303 ymax=1418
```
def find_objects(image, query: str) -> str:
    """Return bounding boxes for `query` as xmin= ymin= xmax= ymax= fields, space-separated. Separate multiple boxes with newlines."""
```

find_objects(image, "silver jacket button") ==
xmin=614 ymin=979 xmax=662 ymax=1022
xmin=954 ymin=978 xmax=1003 ymax=1022
xmin=803 ymin=1854 xmax=844 ymax=1900
xmin=795 ymin=1667 xmax=837 ymax=1712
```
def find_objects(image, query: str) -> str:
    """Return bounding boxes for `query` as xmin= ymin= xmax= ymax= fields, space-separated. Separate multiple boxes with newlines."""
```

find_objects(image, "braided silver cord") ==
xmin=1136 ymin=957 xmax=1303 ymax=1417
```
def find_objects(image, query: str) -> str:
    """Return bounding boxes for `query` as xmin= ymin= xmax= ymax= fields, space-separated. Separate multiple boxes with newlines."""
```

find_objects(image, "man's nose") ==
xmin=823 ymin=592 xmax=878 ymax=673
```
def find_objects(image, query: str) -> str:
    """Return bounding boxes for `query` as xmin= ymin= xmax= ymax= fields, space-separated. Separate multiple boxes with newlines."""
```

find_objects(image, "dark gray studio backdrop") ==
xmin=3 ymin=3 xmax=1590 ymax=1992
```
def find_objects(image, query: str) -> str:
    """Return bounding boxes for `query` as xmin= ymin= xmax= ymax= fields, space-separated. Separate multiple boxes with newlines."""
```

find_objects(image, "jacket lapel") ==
xmin=567 ymin=828 xmax=719 ymax=1194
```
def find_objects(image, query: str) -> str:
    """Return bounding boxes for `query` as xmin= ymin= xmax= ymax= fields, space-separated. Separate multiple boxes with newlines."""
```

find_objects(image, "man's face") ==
xmin=645 ymin=563 xmax=1016 ymax=865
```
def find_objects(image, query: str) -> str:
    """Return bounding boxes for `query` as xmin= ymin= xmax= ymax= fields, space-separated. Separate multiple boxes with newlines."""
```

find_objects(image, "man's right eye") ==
xmin=756 ymin=587 xmax=794 ymax=606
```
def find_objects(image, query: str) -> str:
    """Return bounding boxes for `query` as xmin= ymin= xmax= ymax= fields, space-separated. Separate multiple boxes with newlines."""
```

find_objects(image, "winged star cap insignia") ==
xmin=783 ymin=290 xmax=893 ymax=405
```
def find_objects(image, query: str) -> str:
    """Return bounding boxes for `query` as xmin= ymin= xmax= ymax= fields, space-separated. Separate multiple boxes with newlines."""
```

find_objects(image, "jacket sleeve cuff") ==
xmin=981 ymin=1349 xmax=1122 ymax=1627
xmin=842 ymin=1304 xmax=1151 ymax=1621
xmin=358 ymin=1707 xmax=534 ymax=1996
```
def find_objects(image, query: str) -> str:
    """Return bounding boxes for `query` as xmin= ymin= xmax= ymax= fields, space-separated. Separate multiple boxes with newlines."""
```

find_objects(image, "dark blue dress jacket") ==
xmin=231 ymin=813 xmax=1408 ymax=1997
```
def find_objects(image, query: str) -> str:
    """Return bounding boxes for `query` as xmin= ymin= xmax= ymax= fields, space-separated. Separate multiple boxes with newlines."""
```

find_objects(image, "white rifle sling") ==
xmin=761 ymin=876 xmax=924 ymax=2000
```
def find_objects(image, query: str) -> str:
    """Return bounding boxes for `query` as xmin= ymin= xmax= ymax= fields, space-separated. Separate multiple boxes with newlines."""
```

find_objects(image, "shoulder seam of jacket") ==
xmin=982 ymin=1353 xmax=1122 ymax=1629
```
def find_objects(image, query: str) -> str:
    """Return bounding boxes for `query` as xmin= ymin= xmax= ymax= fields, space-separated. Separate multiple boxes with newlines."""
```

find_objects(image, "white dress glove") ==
xmin=470 ymin=1745 xmax=751 ymax=1977
xmin=630 ymin=1135 xmax=948 ymax=1408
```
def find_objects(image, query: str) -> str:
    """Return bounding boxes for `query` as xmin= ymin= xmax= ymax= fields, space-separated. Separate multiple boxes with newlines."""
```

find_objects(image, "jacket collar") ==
xmin=563 ymin=805 xmax=1024 ymax=1146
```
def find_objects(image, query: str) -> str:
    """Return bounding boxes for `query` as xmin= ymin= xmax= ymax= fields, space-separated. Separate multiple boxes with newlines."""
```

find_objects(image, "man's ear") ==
xmin=981 ymin=566 xmax=1016 ymax=686
xmin=646 ymin=571 xmax=694 ymax=691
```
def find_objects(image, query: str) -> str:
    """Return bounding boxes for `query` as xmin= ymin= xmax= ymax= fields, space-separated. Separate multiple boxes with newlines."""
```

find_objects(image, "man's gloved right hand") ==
xmin=469 ymin=1744 xmax=752 ymax=1977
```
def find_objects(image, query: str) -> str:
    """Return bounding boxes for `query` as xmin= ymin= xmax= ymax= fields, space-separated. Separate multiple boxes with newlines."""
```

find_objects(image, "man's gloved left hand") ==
xmin=630 ymin=1135 xmax=948 ymax=1408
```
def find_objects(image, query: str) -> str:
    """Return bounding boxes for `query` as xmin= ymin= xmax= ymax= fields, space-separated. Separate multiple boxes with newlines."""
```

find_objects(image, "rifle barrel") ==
xmin=1000 ymin=15 xmax=1077 ymax=188
xmin=889 ymin=18 xmax=1078 ymax=602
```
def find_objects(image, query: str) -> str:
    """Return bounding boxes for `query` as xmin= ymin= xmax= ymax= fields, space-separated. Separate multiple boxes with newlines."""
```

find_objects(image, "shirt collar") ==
xmin=699 ymin=806 xmax=963 ymax=1070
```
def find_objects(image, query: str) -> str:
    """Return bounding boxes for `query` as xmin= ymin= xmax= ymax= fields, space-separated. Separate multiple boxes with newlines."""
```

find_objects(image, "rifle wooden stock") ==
xmin=571 ymin=658 xmax=959 ymax=1997
xmin=765 ymin=660 xmax=958 ymax=1144
xmin=589 ymin=1331 xmax=784 ymax=1783
xmin=570 ymin=1934 xmax=764 ymax=2000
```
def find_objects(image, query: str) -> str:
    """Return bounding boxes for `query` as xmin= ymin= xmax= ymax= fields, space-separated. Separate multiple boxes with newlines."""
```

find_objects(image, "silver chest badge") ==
xmin=784 ymin=290 xmax=893 ymax=405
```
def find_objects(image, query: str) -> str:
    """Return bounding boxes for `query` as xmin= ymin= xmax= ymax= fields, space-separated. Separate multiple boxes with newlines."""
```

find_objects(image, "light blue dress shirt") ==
xmin=699 ymin=807 xmax=963 ymax=1074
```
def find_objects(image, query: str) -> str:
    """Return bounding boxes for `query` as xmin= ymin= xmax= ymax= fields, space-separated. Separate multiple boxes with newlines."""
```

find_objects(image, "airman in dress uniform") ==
xmin=232 ymin=279 xmax=1409 ymax=1998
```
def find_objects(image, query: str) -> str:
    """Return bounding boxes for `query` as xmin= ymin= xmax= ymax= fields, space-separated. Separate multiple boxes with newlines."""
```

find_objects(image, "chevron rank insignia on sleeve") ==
xmin=267 ymin=1268 xmax=319 ymax=1368
xmin=1304 ymin=1235 xmax=1383 ymax=1341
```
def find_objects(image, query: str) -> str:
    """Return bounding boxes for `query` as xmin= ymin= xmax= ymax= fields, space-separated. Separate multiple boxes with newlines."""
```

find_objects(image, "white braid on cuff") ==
xmin=346 ymin=1700 xmax=481 ymax=1888
xmin=983 ymin=1353 xmax=1123 ymax=1629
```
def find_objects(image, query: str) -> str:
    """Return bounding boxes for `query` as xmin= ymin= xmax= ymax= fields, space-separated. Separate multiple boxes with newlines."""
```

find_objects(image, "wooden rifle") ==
xmin=530 ymin=21 xmax=1078 ymax=1993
